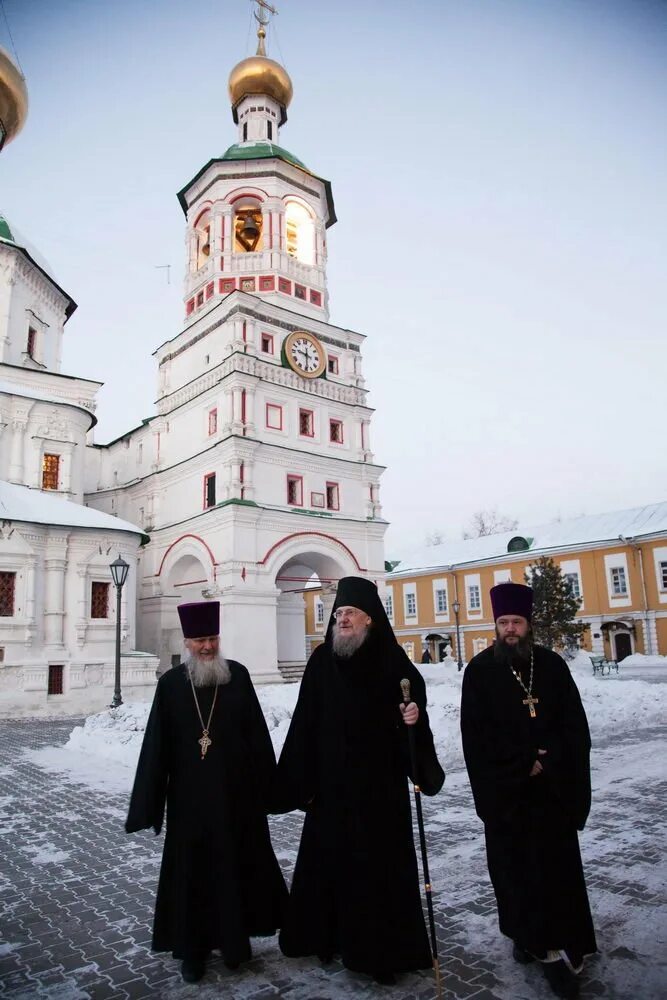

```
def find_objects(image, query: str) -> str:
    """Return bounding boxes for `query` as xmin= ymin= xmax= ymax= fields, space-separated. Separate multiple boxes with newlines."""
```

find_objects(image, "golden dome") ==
xmin=0 ymin=47 xmax=28 ymax=149
xmin=228 ymin=54 xmax=293 ymax=112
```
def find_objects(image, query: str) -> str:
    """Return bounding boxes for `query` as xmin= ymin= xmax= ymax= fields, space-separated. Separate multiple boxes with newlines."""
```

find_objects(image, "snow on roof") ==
xmin=0 ymin=378 xmax=97 ymax=427
xmin=391 ymin=501 xmax=667 ymax=576
xmin=0 ymin=481 xmax=146 ymax=539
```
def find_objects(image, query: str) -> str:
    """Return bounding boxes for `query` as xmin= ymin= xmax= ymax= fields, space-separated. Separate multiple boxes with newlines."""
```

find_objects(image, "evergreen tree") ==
xmin=525 ymin=556 xmax=587 ymax=653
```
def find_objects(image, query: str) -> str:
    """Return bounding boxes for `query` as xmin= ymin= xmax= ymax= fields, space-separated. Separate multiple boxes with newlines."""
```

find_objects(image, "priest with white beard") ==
xmin=126 ymin=601 xmax=287 ymax=984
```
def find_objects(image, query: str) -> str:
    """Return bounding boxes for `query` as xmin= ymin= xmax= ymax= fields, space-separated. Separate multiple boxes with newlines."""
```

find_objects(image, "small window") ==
xmin=325 ymin=482 xmax=339 ymax=511
xmin=468 ymin=585 xmax=481 ymax=611
xmin=266 ymin=404 xmax=283 ymax=430
xmin=261 ymin=333 xmax=274 ymax=354
xmin=299 ymin=409 xmax=314 ymax=437
xmin=611 ymin=567 xmax=627 ymax=595
xmin=384 ymin=593 xmax=393 ymax=618
xmin=208 ymin=409 xmax=218 ymax=435
xmin=91 ymin=582 xmax=110 ymax=619
xmin=204 ymin=473 xmax=216 ymax=509
xmin=243 ymin=122 xmax=248 ymax=141
xmin=315 ymin=599 xmax=324 ymax=625
xmin=48 ymin=664 xmax=64 ymax=695
xmin=0 ymin=571 xmax=16 ymax=616
xmin=435 ymin=588 xmax=448 ymax=614
xmin=42 ymin=454 xmax=60 ymax=490
xmin=564 ymin=573 xmax=581 ymax=600
xmin=327 ymin=356 xmax=339 ymax=375
xmin=405 ymin=593 xmax=417 ymax=617
xmin=287 ymin=475 xmax=303 ymax=506
xmin=27 ymin=326 xmax=37 ymax=357
xmin=660 ymin=561 xmax=667 ymax=591
xmin=267 ymin=120 xmax=273 ymax=141
xmin=196 ymin=291 xmax=204 ymax=306
xmin=329 ymin=419 xmax=343 ymax=444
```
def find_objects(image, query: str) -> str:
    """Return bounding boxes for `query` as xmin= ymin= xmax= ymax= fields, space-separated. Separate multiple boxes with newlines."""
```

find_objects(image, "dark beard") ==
xmin=493 ymin=634 xmax=533 ymax=669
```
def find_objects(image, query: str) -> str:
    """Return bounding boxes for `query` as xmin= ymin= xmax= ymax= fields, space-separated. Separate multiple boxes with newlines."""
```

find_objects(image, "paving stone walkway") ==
xmin=0 ymin=720 xmax=664 ymax=999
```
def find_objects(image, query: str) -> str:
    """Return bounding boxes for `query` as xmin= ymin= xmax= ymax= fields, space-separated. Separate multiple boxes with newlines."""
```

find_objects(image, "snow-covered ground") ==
xmin=28 ymin=649 xmax=667 ymax=795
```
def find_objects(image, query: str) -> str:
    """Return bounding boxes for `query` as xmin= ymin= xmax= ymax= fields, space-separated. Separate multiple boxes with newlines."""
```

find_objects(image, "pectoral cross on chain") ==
xmin=523 ymin=695 xmax=539 ymax=718
xmin=198 ymin=730 xmax=212 ymax=759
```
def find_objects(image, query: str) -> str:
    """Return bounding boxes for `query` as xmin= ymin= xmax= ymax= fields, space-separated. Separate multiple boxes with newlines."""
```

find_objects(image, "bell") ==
xmin=239 ymin=213 xmax=260 ymax=245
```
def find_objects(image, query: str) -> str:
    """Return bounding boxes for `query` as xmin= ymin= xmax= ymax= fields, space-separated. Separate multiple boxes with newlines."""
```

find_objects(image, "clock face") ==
xmin=283 ymin=331 xmax=326 ymax=379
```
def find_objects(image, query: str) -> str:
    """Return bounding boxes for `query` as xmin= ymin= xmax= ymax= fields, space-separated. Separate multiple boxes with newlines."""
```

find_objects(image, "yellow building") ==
xmin=385 ymin=502 xmax=667 ymax=664
xmin=303 ymin=502 xmax=667 ymax=664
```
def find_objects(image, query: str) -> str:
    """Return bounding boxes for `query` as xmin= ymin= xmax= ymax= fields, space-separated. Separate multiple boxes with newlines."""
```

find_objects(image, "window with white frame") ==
xmin=565 ymin=573 xmax=581 ymax=600
xmin=435 ymin=588 xmax=448 ymax=614
xmin=315 ymin=599 xmax=324 ymax=626
xmin=660 ymin=561 xmax=667 ymax=591
xmin=405 ymin=592 xmax=417 ymax=617
xmin=467 ymin=584 xmax=481 ymax=611
xmin=610 ymin=566 xmax=628 ymax=596
xmin=384 ymin=592 xmax=394 ymax=618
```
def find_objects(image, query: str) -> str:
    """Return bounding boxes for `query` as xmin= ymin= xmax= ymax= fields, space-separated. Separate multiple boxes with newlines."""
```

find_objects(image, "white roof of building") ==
xmin=390 ymin=501 xmax=667 ymax=576
xmin=0 ymin=481 xmax=146 ymax=539
xmin=0 ymin=379 xmax=96 ymax=427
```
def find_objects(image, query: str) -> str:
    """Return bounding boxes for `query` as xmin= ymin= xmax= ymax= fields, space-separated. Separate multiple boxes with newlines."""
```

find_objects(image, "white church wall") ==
xmin=0 ymin=247 xmax=68 ymax=371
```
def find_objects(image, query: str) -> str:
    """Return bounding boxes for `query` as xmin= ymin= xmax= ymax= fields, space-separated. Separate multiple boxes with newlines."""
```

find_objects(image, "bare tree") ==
xmin=462 ymin=509 xmax=518 ymax=539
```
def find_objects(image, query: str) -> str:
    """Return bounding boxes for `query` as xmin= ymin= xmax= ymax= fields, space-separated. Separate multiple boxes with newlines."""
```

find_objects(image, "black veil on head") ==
xmin=324 ymin=576 xmax=397 ymax=648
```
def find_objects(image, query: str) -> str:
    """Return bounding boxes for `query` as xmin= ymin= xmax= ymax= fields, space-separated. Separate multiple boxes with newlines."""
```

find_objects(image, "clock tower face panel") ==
xmin=283 ymin=330 xmax=326 ymax=379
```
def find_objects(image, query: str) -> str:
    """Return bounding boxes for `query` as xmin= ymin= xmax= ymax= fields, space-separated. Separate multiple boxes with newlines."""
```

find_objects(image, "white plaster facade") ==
xmin=85 ymin=55 xmax=387 ymax=682
xmin=0 ymin=224 xmax=158 ymax=716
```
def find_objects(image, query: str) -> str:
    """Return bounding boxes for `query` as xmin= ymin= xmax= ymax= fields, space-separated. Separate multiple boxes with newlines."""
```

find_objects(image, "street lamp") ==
xmin=110 ymin=555 xmax=130 ymax=708
xmin=453 ymin=599 xmax=464 ymax=671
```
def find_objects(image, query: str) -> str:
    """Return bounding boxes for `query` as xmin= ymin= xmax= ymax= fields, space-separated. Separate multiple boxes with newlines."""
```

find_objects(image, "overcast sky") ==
xmin=2 ymin=0 xmax=665 ymax=557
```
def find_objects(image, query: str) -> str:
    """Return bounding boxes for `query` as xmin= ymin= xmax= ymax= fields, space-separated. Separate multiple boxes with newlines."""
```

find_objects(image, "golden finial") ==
xmin=252 ymin=0 xmax=278 ymax=57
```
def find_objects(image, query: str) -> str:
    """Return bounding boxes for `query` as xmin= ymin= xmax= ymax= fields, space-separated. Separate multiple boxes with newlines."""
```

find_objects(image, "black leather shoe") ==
xmin=542 ymin=959 xmax=580 ymax=998
xmin=372 ymin=971 xmax=397 ymax=985
xmin=181 ymin=957 xmax=206 ymax=983
xmin=512 ymin=942 xmax=534 ymax=964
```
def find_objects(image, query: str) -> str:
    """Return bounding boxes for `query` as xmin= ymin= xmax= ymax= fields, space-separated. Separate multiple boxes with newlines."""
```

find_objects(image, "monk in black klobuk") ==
xmin=125 ymin=601 xmax=287 ymax=984
xmin=460 ymin=582 xmax=597 ymax=999
xmin=274 ymin=576 xmax=445 ymax=986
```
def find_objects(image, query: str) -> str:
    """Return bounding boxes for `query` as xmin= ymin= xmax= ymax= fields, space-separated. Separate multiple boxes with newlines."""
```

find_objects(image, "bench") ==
xmin=590 ymin=655 xmax=619 ymax=676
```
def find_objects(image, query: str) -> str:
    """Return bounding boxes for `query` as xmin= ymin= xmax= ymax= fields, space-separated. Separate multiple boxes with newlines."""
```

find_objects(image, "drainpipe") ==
xmin=619 ymin=534 xmax=652 ymax=655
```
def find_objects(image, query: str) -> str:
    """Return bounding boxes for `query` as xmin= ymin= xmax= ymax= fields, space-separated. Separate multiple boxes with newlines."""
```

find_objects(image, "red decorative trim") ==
xmin=278 ymin=277 xmax=291 ymax=294
xmin=259 ymin=275 xmax=275 ymax=291
xmin=193 ymin=204 xmax=213 ymax=227
xmin=326 ymin=481 xmax=340 ymax=511
xmin=266 ymin=402 xmax=283 ymax=429
xmin=287 ymin=474 xmax=303 ymax=506
xmin=294 ymin=283 xmax=306 ymax=301
xmin=186 ymin=298 xmax=195 ymax=316
xmin=261 ymin=332 xmax=274 ymax=354
xmin=241 ymin=388 xmax=247 ymax=426
xmin=156 ymin=534 xmax=217 ymax=577
xmin=228 ymin=190 xmax=267 ymax=204
xmin=220 ymin=278 xmax=236 ymax=293
xmin=208 ymin=408 xmax=218 ymax=435
xmin=240 ymin=277 xmax=256 ymax=292
xmin=329 ymin=418 xmax=343 ymax=444
xmin=258 ymin=532 xmax=364 ymax=570
xmin=205 ymin=281 xmax=214 ymax=300
xmin=310 ymin=289 xmax=322 ymax=307
xmin=327 ymin=354 xmax=339 ymax=375
xmin=299 ymin=408 xmax=314 ymax=437
xmin=196 ymin=291 xmax=204 ymax=306
xmin=203 ymin=471 xmax=216 ymax=509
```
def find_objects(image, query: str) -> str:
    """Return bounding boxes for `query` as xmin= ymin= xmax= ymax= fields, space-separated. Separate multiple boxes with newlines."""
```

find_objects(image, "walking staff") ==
xmin=401 ymin=677 xmax=442 ymax=998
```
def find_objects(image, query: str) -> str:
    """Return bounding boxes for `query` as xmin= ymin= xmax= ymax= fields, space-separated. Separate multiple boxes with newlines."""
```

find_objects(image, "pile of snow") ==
xmin=45 ymin=649 xmax=667 ymax=787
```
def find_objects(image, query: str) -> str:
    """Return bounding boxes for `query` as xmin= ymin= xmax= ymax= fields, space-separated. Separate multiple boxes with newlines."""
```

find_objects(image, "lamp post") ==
xmin=453 ymin=599 xmax=464 ymax=671
xmin=110 ymin=555 xmax=130 ymax=708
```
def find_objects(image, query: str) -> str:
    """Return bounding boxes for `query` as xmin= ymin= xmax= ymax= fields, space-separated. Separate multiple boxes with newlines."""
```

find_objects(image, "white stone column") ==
xmin=43 ymin=538 xmax=68 ymax=648
xmin=232 ymin=387 xmax=243 ymax=433
xmin=223 ymin=389 xmax=234 ymax=434
xmin=244 ymin=388 xmax=256 ymax=433
xmin=8 ymin=418 xmax=27 ymax=483
xmin=221 ymin=206 xmax=234 ymax=262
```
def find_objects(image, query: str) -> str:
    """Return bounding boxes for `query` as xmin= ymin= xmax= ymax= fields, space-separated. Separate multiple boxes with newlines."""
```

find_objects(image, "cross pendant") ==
xmin=198 ymin=730 xmax=212 ymax=759
xmin=523 ymin=696 xmax=539 ymax=718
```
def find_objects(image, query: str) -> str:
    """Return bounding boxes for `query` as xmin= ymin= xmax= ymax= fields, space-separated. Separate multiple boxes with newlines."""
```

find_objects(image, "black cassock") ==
xmin=125 ymin=661 xmax=287 ymax=963
xmin=460 ymin=645 xmax=597 ymax=963
xmin=274 ymin=632 xmax=445 ymax=976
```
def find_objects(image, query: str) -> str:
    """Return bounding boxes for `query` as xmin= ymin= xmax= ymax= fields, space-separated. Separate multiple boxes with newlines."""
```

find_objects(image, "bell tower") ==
xmin=177 ymin=1 xmax=334 ymax=329
xmin=112 ymin=2 xmax=386 ymax=682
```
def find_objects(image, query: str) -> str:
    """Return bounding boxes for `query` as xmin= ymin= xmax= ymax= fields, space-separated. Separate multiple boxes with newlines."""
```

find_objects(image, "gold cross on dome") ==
xmin=251 ymin=0 xmax=278 ymax=55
